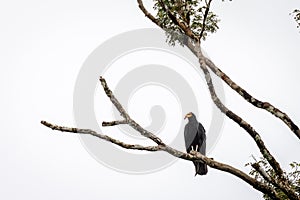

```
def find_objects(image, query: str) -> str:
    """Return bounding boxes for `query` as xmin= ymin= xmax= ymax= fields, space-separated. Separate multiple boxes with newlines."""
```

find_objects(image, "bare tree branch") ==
xmin=192 ymin=39 xmax=298 ymax=199
xmin=40 ymin=120 xmax=161 ymax=151
xmin=198 ymin=49 xmax=285 ymax=178
xmin=102 ymin=120 xmax=128 ymax=127
xmin=99 ymin=76 xmax=165 ymax=146
xmin=204 ymin=58 xmax=300 ymax=140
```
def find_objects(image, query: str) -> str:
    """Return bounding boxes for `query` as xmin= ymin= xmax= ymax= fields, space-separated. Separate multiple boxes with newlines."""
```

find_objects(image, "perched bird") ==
xmin=184 ymin=112 xmax=208 ymax=176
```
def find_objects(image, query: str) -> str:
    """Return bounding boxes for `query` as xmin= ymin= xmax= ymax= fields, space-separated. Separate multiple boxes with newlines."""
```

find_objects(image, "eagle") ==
xmin=184 ymin=112 xmax=208 ymax=176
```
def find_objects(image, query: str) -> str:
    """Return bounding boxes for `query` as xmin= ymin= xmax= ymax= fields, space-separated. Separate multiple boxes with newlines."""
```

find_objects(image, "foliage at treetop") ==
xmin=153 ymin=0 xmax=220 ymax=45
xmin=246 ymin=159 xmax=300 ymax=200
xmin=292 ymin=9 xmax=300 ymax=28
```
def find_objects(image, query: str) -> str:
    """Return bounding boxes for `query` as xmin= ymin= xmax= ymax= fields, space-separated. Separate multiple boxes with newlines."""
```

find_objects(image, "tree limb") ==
xmin=157 ymin=0 xmax=199 ymax=41
xmin=41 ymin=75 xmax=281 ymax=199
xmin=199 ymin=0 xmax=212 ymax=40
xmin=251 ymin=162 xmax=272 ymax=183
xmin=137 ymin=0 xmax=163 ymax=28
xmin=102 ymin=120 xmax=128 ymax=127
xmin=99 ymin=76 xmax=165 ymax=146
xmin=41 ymin=119 xmax=281 ymax=199
xmin=204 ymin=58 xmax=300 ymax=140
xmin=41 ymin=121 xmax=161 ymax=151
xmin=251 ymin=162 xmax=300 ymax=200
xmin=193 ymin=46 xmax=300 ymax=200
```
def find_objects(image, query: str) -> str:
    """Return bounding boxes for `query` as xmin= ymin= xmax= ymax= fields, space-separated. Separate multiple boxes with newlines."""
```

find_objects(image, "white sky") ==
xmin=1 ymin=0 xmax=300 ymax=199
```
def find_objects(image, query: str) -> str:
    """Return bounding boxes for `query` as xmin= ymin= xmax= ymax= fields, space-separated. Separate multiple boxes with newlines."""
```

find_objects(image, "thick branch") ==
xmin=185 ymin=41 xmax=285 ymax=180
xmin=204 ymin=58 xmax=300 ymax=140
xmin=197 ymin=51 xmax=300 ymax=200
xmin=41 ymin=120 xmax=280 ymax=199
xmin=185 ymin=40 xmax=297 ymax=198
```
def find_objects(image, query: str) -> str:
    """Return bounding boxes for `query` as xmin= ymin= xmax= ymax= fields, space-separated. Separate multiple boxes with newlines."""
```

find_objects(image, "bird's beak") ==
xmin=184 ymin=114 xmax=189 ymax=120
xmin=184 ymin=113 xmax=192 ymax=120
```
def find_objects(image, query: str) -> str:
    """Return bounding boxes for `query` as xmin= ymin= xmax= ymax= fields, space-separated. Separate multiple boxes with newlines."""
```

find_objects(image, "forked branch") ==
xmin=41 ymin=76 xmax=280 ymax=199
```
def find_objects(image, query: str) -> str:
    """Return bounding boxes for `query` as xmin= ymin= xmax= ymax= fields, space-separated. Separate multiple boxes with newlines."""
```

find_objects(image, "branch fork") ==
xmin=42 ymin=75 xmax=281 ymax=200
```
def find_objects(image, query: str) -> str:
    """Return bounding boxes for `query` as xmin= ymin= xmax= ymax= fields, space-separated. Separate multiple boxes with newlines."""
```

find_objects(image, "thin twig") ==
xmin=102 ymin=120 xmax=128 ymax=127
xmin=199 ymin=0 xmax=212 ymax=40
xmin=251 ymin=162 xmax=299 ymax=199
xmin=137 ymin=0 xmax=162 ymax=27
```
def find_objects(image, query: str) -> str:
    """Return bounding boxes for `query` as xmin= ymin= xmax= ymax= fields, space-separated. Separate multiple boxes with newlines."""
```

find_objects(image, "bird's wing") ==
xmin=184 ymin=123 xmax=198 ymax=151
xmin=197 ymin=123 xmax=206 ymax=155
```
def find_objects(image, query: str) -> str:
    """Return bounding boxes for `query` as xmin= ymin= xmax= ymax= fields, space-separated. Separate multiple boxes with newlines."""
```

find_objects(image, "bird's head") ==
xmin=184 ymin=112 xmax=194 ymax=120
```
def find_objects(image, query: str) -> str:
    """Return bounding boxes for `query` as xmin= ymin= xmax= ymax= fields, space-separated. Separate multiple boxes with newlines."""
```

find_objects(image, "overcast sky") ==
xmin=1 ymin=0 xmax=300 ymax=199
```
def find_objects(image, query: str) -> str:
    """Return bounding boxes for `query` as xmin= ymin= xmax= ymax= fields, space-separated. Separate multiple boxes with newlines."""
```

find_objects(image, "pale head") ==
xmin=184 ymin=112 xmax=193 ymax=120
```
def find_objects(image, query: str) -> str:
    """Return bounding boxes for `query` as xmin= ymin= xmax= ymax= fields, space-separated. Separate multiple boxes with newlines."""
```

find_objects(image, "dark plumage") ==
xmin=184 ymin=112 xmax=207 ymax=176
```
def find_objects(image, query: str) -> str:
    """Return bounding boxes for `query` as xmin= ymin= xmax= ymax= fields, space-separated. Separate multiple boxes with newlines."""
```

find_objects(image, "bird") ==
xmin=184 ymin=112 xmax=208 ymax=176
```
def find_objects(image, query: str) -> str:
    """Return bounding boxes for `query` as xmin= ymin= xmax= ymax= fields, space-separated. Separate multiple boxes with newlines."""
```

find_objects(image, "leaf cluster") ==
xmin=292 ymin=9 xmax=300 ymax=28
xmin=246 ymin=158 xmax=300 ymax=199
xmin=153 ymin=0 xmax=220 ymax=45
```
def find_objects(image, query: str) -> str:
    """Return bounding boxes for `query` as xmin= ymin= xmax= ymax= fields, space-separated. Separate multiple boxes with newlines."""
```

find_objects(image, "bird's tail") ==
xmin=193 ymin=161 xmax=208 ymax=176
